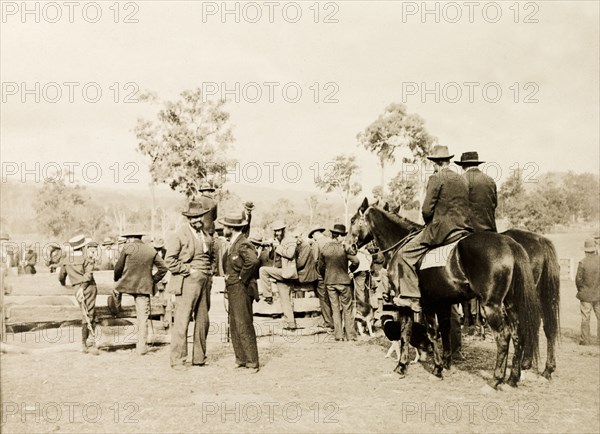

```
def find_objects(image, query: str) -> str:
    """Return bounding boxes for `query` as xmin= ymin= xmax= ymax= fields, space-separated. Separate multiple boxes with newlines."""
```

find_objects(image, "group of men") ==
xmin=8 ymin=148 xmax=598 ymax=371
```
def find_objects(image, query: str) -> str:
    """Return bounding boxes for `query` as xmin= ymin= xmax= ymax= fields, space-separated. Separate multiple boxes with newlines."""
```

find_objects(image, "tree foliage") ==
xmin=314 ymin=154 xmax=362 ymax=226
xmin=135 ymin=88 xmax=235 ymax=198
xmin=34 ymin=177 xmax=110 ymax=239
xmin=376 ymin=171 xmax=420 ymax=212
xmin=357 ymin=103 xmax=436 ymax=195
xmin=499 ymin=170 xmax=599 ymax=233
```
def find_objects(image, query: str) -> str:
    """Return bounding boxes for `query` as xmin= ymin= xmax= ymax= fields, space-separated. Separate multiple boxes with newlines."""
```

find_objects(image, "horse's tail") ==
xmin=510 ymin=242 xmax=541 ymax=364
xmin=539 ymin=237 xmax=561 ymax=344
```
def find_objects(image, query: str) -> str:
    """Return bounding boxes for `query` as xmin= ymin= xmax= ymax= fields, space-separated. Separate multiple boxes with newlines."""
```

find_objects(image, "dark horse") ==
xmin=349 ymin=199 xmax=543 ymax=388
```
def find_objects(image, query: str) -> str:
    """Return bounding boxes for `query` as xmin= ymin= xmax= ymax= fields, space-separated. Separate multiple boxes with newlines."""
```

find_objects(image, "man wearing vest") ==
xmin=113 ymin=232 xmax=168 ymax=355
xmin=165 ymin=202 xmax=215 ymax=370
xmin=456 ymin=151 xmax=497 ymax=232
xmin=221 ymin=212 xmax=261 ymax=372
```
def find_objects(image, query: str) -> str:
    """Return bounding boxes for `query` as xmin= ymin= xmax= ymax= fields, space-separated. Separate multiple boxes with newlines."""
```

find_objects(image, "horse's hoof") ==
xmin=394 ymin=364 xmax=407 ymax=377
xmin=506 ymin=379 xmax=519 ymax=389
xmin=428 ymin=374 xmax=443 ymax=381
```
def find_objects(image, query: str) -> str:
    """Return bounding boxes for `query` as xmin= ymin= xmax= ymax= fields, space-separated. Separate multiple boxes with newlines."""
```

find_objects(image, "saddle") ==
xmin=418 ymin=231 xmax=470 ymax=271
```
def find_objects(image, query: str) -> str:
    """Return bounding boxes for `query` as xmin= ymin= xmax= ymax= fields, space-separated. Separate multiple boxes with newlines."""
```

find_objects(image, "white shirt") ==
xmin=229 ymin=231 xmax=241 ymax=246
xmin=189 ymin=223 xmax=206 ymax=253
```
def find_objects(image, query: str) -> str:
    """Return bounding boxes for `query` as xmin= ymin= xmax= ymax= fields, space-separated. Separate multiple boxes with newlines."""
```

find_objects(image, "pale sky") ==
xmin=1 ymin=1 xmax=598 ymax=196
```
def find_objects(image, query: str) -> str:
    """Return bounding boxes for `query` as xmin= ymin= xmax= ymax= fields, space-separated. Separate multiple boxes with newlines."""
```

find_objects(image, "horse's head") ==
xmin=348 ymin=197 xmax=374 ymax=249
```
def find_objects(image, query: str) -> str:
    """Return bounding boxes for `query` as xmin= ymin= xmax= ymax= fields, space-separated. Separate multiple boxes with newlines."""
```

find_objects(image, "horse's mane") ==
xmin=369 ymin=205 xmax=424 ymax=233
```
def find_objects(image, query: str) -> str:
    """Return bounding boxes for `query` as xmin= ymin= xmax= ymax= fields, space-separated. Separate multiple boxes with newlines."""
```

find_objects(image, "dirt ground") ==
xmin=1 ymin=232 xmax=599 ymax=433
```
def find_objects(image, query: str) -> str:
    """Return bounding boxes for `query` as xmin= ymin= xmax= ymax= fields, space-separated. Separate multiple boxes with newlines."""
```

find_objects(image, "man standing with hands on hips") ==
xmin=221 ymin=211 xmax=261 ymax=372
xmin=165 ymin=202 xmax=215 ymax=371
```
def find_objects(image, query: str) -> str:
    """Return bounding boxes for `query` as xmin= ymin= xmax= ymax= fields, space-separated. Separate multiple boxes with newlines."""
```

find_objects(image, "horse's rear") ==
xmin=503 ymin=229 xmax=560 ymax=379
xmin=453 ymin=232 xmax=541 ymax=388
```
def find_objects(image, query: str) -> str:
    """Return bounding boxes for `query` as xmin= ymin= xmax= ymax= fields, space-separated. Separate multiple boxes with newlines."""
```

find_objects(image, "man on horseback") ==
xmin=393 ymin=145 xmax=471 ymax=300
xmin=456 ymin=151 xmax=497 ymax=232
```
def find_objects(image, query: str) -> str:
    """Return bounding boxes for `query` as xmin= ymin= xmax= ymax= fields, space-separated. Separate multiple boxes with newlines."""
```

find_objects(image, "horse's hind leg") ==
xmin=484 ymin=303 xmax=511 ymax=388
xmin=507 ymin=308 xmax=524 ymax=387
xmin=424 ymin=311 xmax=444 ymax=378
xmin=393 ymin=311 xmax=413 ymax=378
xmin=437 ymin=305 xmax=453 ymax=370
xmin=541 ymin=325 xmax=556 ymax=380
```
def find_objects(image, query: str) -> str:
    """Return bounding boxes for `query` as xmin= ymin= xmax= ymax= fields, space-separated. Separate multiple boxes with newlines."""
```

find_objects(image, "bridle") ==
xmin=351 ymin=209 xmax=407 ymax=257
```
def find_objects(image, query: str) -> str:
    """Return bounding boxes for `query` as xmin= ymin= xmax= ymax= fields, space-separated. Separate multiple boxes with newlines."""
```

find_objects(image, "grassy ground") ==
xmin=1 ymin=232 xmax=599 ymax=433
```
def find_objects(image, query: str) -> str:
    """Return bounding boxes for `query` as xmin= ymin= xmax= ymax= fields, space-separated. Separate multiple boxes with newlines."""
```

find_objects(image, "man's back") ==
xmin=296 ymin=239 xmax=318 ymax=283
xmin=319 ymin=240 xmax=354 ymax=285
xmin=463 ymin=168 xmax=497 ymax=232
xmin=576 ymin=254 xmax=600 ymax=302
xmin=114 ymin=240 xmax=167 ymax=295
xmin=422 ymin=167 xmax=471 ymax=246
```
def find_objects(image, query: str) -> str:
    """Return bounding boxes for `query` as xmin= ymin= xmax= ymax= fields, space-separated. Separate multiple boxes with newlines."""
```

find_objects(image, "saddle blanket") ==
xmin=420 ymin=239 xmax=461 ymax=270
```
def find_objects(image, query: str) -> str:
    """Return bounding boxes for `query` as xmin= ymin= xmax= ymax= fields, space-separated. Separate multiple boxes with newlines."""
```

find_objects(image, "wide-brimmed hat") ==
xmin=330 ymin=224 xmax=347 ymax=236
xmin=198 ymin=182 xmax=215 ymax=192
xmin=427 ymin=145 xmax=454 ymax=161
xmin=249 ymin=236 xmax=263 ymax=246
xmin=244 ymin=201 xmax=255 ymax=211
xmin=308 ymin=226 xmax=326 ymax=239
xmin=272 ymin=220 xmax=286 ymax=231
xmin=120 ymin=231 xmax=146 ymax=238
xmin=153 ymin=238 xmax=165 ymax=249
xmin=117 ymin=236 xmax=127 ymax=245
xmin=219 ymin=212 xmax=249 ymax=227
xmin=0 ymin=233 xmax=9 ymax=241
xmin=182 ymin=202 xmax=211 ymax=218
xmin=68 ymin=235 xmax=92 ymax=251
xmin=87 ymin=241 xmax=99 ymax=248
xmin=584 ymin=238 xmax=597 ymax=252
xmin=455 ymin=151 xmax=484 ymax=166
xmin=101 ymin=237 xmax=114 ymax=246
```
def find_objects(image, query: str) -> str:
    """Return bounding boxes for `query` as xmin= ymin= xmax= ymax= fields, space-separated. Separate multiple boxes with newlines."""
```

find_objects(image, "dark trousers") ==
xmin=170 ymin=272 xmax=211 ymax=367
xmin=316 ymin=278 xmax=333 ymax=329
xmin=228 ymin=281 xmax=259 ymax=368
xmin=327 ymin=284 xmax=355 ymax=340
xmin=80 ymin=284 xmax=98 ymax=346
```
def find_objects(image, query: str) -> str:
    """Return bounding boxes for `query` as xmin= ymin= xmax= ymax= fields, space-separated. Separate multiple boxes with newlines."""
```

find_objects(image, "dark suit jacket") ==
xmin=295 ymin=239 xmax=318 ymax=283
xmin=318 ymin=240 xmax=359 ymax=285
xmin=114 ymin=239 xmax=168 ymax=296
xmin=165 ymin=225 xmax=214 ymax=294
xmin=198 ymin=194 xmax=217 ymax=235
xmin=576 ymin=254 xmax=600 ymax=302
xmin=422 ymin=167 xmax=472 ymax=246
xmin=463 ymin=168 xmax=497 ymax=232
xmin=224 ymin=234 xmax=259 ymax=288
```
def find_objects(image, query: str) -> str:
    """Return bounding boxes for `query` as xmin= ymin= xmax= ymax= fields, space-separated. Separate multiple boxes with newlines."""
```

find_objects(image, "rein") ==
xmin=353 ymin=209 xmax=414 ymax=257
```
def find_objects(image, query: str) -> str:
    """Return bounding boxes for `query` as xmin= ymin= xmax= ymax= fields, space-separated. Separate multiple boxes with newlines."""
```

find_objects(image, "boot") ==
xmin=81 ymin=324 xmax=89 ymax=353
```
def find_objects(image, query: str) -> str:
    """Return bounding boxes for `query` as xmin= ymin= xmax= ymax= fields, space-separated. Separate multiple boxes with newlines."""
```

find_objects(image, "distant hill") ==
xmin=0 ymin=180 xmax=351 ymax=239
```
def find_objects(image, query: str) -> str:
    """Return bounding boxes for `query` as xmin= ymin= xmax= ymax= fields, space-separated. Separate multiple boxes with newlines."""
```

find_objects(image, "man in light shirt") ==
xmin=165 ymin=202 xmax=214 ymax=371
